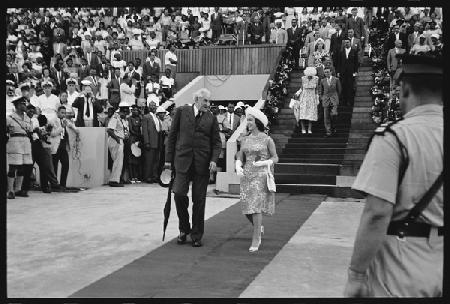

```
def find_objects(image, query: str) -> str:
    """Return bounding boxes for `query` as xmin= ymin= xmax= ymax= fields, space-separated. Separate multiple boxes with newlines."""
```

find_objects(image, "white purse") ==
xmin=266 ymin=163 xmax=276 ymax=193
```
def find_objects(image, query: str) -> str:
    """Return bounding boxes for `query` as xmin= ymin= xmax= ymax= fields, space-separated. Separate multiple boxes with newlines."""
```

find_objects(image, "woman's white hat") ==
xmin=245 ymin=106 xmax=268 ymax=127
xmin=315 ymin=38 xmax=325 ymax=45
xmin=304 ymin=67 xmax=317 ymax=77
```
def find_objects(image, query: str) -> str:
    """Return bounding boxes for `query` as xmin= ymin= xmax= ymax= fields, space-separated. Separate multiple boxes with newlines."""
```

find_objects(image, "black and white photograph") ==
xmin=4 ymin=3 xmax=444 ymax=300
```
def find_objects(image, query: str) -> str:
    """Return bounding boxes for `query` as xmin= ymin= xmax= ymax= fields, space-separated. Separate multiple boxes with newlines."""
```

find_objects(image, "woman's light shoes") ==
xmin=249 ymin=238 xmax=262 ymax=253
xmin=308 ymin=130 xmax=312 ymax=134
xmin=301 ymin=130 xmax=306 ymax=134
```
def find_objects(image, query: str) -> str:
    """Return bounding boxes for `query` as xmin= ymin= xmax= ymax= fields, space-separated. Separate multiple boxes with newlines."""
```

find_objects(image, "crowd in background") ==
xmin=5 ymin=6 xmax=444 ymax=195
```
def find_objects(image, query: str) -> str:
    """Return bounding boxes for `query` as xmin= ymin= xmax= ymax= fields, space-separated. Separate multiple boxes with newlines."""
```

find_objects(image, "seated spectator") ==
xmin=129 ymin=29 xmax=145 ymax=50
xmin=429 ymin=33 xmax=443 ymax=56
xmin=145 ymin=31 xmax=161 ymax=50
xmin=159 ymin=68 xmax=175 ymax=99
xmin=410 ymin=34 xmax=431 ymax=55
xmin=164 ymin=43 xmax=178 ymax=78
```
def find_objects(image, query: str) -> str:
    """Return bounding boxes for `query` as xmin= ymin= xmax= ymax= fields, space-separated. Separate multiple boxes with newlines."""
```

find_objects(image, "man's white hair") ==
xmin=193 ymin=88 xmax=211 ymax=101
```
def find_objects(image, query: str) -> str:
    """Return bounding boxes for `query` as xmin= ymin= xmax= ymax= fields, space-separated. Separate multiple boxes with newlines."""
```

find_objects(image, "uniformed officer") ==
xmin=344 ymin=55 xmax=443 ymax=297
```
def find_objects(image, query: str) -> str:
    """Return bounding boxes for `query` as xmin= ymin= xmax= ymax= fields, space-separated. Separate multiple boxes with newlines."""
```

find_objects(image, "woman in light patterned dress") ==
xmin=296 ymin=66 xmax=319 ymax=134
xmin=235 ymin=107 xmax=278 ymax=252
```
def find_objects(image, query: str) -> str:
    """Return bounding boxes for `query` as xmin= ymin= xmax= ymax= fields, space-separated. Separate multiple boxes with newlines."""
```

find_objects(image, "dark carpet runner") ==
xmin=70 ymin=194 xmax=324 ymax=298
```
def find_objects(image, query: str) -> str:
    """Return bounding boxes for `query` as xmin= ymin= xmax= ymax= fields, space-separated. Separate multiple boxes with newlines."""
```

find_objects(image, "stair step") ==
xmin=276 ymin=184 xmax=364 ymax=198
xmin=279 ymin=158 xmax=344 ymax=164
xmin=290 ymin=132 xmax=350 ymax=138
xmin=288 ymin=137 xmax=348 ymax=144
xmin=275 ymin=163 xmax=341 ymax=175
xmin=284 ymin=142 xmax=348 ymax=148
xmin=274 ymin=173 xmax=336 ymax=185
xmin=280 ymin=153 xmax=347 ymax=160
xmin=282 ymin=148 xmax=366 ymax=155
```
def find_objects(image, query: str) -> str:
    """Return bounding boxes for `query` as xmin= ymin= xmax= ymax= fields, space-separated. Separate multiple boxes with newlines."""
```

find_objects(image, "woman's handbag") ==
xmin=266 ymin=163 xmax=276 ymax=193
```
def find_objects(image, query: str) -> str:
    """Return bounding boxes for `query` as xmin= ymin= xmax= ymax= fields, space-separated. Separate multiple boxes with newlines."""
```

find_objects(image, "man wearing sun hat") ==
xmin=345 ymin=55 xmax=443 ymax=297
xmin=35 ymin=80 xmax=59 ymax=122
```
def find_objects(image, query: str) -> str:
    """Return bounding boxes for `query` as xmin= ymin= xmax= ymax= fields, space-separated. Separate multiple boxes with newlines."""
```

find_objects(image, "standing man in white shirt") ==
xmin=36 ymin=81 xmax=60 ymax=122
xmin=164 ymin=43 xmax=178 ymax=80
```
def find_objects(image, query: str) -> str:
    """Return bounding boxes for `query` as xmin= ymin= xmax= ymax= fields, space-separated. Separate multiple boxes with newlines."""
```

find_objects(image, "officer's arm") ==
xmin=348 ymin=194 xmax=394 ymax=274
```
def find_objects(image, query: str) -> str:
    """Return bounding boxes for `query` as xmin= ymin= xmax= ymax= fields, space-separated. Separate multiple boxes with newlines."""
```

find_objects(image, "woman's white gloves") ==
xmin=235 ymin=159 xmax=244 ymax=176
xmin=253 ymin=159 xmax=273 ymax=167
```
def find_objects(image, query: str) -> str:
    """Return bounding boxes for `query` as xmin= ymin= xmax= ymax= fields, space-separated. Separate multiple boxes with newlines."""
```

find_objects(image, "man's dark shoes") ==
xmin=177 ymin=233 xmax=187 ymax=245
xmin=109 ymin=181 xmax=124 ymax=187
xmin=42 ymin=188 xmax=52 ymax=193
xmin=7 ymin=191 xmax=15 ymax=199
xmin=15 ymin=190 xmax=29 ymax=197
xmin=192 ymin=240 xmax=202 ymax=247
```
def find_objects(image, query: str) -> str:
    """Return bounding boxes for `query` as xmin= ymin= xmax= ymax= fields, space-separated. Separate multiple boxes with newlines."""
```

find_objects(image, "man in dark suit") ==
xmin=345 ymin=28 xmax=363 ymax=65
xmin=248 ymin=15 xmax=264 ymax=45
xmin=386 ymin=24 xmax=408 ymax=52
xmin=210 ymin=7 xmax=223 ymax=43
xmin=142 ymin=50 xmax=161 ymax=84
xmin=287 ymin=18 xmax=303 ymax=68
xmin=84 ymin=45 xmax=100 ymax=73
xmin=165 ymin=88 xmax=221 ymax=247
xmin=337 ymin=39 xmax=359 ymax=106
xmin=72 ymin=80 xmax=103 ymax=127
xmin=142 ymin=101 xmax=161 ymax=183
xmin=108 ymin=67 xmax=122 ymax=109
xmin=78 ymin=57 xmax=90 ymax=81
xmin=330 ymin=23 xmax=345 ymax=69
xmin=51 ymin=60 xmax=69 ymax=94
xmin=345 ymin=7 xmax=366 ymax=46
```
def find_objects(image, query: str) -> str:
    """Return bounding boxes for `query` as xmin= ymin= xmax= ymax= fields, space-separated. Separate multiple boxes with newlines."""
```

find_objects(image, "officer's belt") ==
xmin=10 ymin=133 xmax=29 ymax=137
xmin=387 ymin=221 xmax=443 ymax=238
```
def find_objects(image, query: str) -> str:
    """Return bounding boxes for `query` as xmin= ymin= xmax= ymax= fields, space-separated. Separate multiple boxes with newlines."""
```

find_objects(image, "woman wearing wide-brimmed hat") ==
xmin=293 ymin=66 xmax=319 ymax=134
xmin=235 ymin=107 xmax=278 ymax=253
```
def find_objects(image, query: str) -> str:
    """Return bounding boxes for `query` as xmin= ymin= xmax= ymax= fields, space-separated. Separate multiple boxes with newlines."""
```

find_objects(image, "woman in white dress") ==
xmin=293 ymin=67 xmax=319 ymax=134
xmin=298 ymin=7 xmax=310 ymax=24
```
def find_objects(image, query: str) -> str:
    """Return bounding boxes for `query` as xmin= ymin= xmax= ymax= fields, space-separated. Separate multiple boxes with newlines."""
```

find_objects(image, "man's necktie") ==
xmin=85 ymin=98 xmax=90 ymax=117
xmin=229 ymin=114 xmax=232 ymax=125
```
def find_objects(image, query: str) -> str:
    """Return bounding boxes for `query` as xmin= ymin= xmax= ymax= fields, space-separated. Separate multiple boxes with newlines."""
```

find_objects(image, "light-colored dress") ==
xmin=240 ymin=133 xmax=275 ymax=216
xmin=295 ymin=76 xmax=319 ymax=121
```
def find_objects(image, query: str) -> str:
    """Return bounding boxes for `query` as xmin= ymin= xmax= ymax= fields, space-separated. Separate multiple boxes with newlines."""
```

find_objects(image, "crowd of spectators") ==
xmin=5 ymin=6 xmax=444 ymax=194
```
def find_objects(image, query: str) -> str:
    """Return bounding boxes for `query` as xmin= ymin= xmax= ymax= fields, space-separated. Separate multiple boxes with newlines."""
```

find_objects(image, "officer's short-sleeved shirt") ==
xmin=107 ymin=113 xmax=125 ymax=139
xmin=352 ymin=104 xmax=443 ymax=226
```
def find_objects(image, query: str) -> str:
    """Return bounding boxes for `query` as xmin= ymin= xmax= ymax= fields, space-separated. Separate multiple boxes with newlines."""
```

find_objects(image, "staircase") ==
xmin=271 ymin=58 xmax=376 ymax=198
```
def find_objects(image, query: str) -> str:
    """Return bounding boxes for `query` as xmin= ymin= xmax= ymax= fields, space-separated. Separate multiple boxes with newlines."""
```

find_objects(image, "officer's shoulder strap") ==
xmin=366 ymin=120 xmax=409 ymax=184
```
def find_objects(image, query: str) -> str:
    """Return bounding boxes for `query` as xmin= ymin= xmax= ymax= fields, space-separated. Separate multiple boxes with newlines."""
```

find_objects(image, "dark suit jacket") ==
xmin=78 ymin=65 xmax=90 ymax=80
xmin=248 ymin=22 xmax=264 ymax=44
xmin=51 ymin=69 xmax=69 ymax=92
xmin=85 ymin=52 xmax=100 ymax=71
xmin=287 ymin=27 xmax=303 ymax=49
xmin=166 ymin=105 xmax=222 ymax=175
xmin=142 ymin=114 xmax=160 ymax=149
xmin=210 ymin=12 xmax=223 ymax=30
xmin=142 ymin=61 xmax=160 ymax=82
xmin=386 ymin=32 xmax=408 ymax=51
xmin=71 ymin=95 xmax=103 ymax=127
xmin=107 ymin=77 xmax=121 ymax=105
xmin=345 ymin=16 xmax=365 ymax=39
xmin=337 ymin=48 xmax=359 ymax=76
xmin=330 ymin=32 xmax=344 ymax=57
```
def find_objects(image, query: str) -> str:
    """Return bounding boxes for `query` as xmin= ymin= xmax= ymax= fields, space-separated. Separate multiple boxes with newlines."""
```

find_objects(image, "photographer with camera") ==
xmin=6 ymin=96 xmax=33 ymax=199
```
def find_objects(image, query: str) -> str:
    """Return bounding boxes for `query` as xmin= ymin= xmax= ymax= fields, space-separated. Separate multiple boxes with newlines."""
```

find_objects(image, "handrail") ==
xmin=261 ymin=45 xmax=286 ymax=99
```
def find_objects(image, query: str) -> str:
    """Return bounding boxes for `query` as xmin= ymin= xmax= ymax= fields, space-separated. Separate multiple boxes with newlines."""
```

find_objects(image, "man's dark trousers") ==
xmin=173 ymin=163 xmax=209 ymax=242
xmin=52 ymin=144 xmax=70 ymax=187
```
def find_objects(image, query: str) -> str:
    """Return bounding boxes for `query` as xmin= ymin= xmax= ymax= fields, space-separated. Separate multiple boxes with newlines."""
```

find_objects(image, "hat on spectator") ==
xmin=19 ymin=83 xmax=30 ymax=91
xmin=304 ymin=67 xmax=317 ymax=76
xmin=161 ymin=100 xmax=174 ymax=110
xmin=419 ymin=34 xmax=426 ymax=38
xmin=42 ymin=81 xmax=53 ymax=87
xmin=156 ymin=106 xmax=166 ymax=113
xmin=236 ymin=101 xmax=245 ymax=108
xmin=6 ymin=79 xmax=16 ymax=87
xmin=431 ymin=33 xmax=439 ymax=39
xmin=245 ymin=106 xmax=268 ymax=127
xmin=275 ymin=19 xmax=283 ymax=24
xmin=81 ymin=79 xmax=92 ymax=86
xmin=66 ymin=78 xmax=77 ymax=85
xmin=273 ymin=12 xmax=284 ymax=18
xmin=11 ymin=96 xmax=27 ymax=105
xmin=218 ymin=105 xmax=226 ymax=110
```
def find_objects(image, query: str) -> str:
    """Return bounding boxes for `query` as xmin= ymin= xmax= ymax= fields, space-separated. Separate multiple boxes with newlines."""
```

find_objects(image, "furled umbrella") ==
xmin=162 ymin=168 xmax=175 ymax=241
